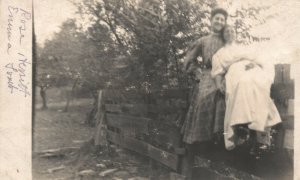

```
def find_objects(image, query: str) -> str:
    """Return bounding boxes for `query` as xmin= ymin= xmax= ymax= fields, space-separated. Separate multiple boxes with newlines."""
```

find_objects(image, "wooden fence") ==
xmin=94 ymin=63 xmax=294 ymax=177
xmin=95 ymin=87 xmax=188 ymax=171
xmin=271 ymin=64 xmax=294 ymax=151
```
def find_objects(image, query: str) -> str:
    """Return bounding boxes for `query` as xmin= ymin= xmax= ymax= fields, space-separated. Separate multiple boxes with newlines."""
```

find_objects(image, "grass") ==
xmin=32 ymin=97 xmax=157 ymax=180
xmin=33 ymin=98 xmax=95 ymax=179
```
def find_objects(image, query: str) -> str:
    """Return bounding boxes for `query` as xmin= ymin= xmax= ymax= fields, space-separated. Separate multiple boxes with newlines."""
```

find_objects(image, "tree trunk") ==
xmin=63 ymin=78 xmax=79 ymax=112
xmin=40 ymin=86 xmax=48 ymax=110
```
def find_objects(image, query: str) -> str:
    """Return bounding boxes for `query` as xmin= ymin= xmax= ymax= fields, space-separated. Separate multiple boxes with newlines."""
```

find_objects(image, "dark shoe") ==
xmin=235 ymin=126 xmax=250 ymax=140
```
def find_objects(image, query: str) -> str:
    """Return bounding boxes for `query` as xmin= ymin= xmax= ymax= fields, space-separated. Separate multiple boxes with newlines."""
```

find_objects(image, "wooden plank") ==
xmin=271 ymin=83 xmax=294 ymax=100
xmin=105 ymin=104 xmax=147 ymax=115
xmin=276 ymin=97 xmax=294 ymax=130
xmin=105 ymin=103 xmax=187 ymax=115
xmin=274 ymin=64 xmax=283 ymax=84
xmin=149 ymin=89 xmax=189 ymax=100
xmin=281 ymin=64 xmax=293 ymax=84
xmin=170 ymin=172 xmax=186 ymax=180
xmin=104 ymin=89 xmax=190 ymax=103
xmin=274 ymin=64 xmax=293 ymax=84
xmin=148 ymin=104 xmax=187 ymax=114
xmin=122 ymin=136 xmax=149 ymax=155
xmin=103 ymin=89 xmax=146 ymax=102
xmin=274 ymin=101 xmax=288 ymax=115
xmin=120 ymin=128 xmax=137 ymax=137
xmin=283 ymin=129 xmax=293 ymax=149
xmin=287 ymin=99 xmax=294 ymax=116
xmin=107 ymin=130 xmax=148 ymax=155
xmin=105 ymin=113 xmax=150 ymax=134
xmin=150 ymin=127 xmax=182 ymax=151
xmin=105 ymin=104 xmax=122 ymax=113
xmin=281 ymin=115 xmax=294 ymax=129
xmin=274 ymin=126 xmax=285 ymax=149
xmin=106 ymin=130 xmax=179 ymax=170
xmin=174 ymin=148 xmax=185 ymax=155
xmin=120 ymin=104 xmax=148 ymax=115
xmin=148 ymin=143 xmax=179 ymax=170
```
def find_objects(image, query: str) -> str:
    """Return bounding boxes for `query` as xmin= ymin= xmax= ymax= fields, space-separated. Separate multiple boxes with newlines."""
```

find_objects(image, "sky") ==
xmin=34 ymin=0 xmax=76 ymax=46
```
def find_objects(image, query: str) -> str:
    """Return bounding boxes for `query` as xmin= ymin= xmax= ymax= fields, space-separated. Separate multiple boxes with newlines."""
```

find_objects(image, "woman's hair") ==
xmin=211 ymin=7 xmax=228 ymax=21
xmin=221 ymin=24 xmax=235 ymax=42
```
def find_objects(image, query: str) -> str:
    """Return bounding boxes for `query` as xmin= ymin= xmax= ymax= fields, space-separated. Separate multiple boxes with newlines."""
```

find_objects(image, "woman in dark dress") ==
xmin=181 ymin=7 xmax=228 ymax=179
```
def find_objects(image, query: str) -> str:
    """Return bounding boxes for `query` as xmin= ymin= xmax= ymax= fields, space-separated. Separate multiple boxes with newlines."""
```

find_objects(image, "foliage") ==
xmin=73 ymin=0 xmax=215 ymax=90
xmin=37 ymin=0 xmax=271 ymax=93
xmin=38 ymin=19 xmax=120 ymax=93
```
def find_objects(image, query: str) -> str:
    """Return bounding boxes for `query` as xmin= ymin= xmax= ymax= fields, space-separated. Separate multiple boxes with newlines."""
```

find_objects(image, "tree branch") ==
xmin=103 ymin=13 xmax=124 ymax=48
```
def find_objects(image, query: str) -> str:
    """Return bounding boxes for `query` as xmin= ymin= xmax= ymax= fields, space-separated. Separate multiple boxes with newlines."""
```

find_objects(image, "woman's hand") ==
xmin=217 ymin=81 xmax=226 ymax=94
xmin=194 ymin=68 xmax=202 ymax=82
xmin=215 ymin=75 xmax=226 ymax=94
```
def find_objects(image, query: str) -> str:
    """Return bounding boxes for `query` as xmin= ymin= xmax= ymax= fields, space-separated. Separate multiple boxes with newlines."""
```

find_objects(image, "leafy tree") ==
xmin=74 ymin=0 xmax=222 ymax=90
xmin=38 ymin=19 xmax=116 ymax=111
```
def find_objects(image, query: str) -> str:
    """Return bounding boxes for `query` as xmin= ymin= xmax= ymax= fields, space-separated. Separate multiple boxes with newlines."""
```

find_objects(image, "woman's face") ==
xmin=211 ymin=14 xmax=226 ymax=32
xmin=223 ymin=26 xmax=236 ymax=43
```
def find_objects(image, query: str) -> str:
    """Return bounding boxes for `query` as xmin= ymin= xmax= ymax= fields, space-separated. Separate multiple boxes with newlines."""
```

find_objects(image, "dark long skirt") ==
xmin=181 ymin=70 xmax=225 ymax=144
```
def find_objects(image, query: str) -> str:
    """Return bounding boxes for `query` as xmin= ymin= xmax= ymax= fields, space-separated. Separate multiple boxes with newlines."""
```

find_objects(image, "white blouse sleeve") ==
xmin=211 ymin=51 xmax=226 ymax=78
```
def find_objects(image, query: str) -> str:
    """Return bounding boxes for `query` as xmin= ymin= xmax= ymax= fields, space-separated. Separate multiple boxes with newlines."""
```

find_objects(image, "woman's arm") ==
xmin=233 ymin=44 xmax=264 ymax=68
xmin=212 ymin=51 xmax=226 ymax=94
xmin=215 ymin=75 xmax=226 ymax=94
xmin=183 ymin=39 xmax=202 ymax=74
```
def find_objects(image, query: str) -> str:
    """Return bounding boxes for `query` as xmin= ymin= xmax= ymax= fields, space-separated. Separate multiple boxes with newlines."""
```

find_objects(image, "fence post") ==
xmin=94 ymin=89 xmax=107 ymax=147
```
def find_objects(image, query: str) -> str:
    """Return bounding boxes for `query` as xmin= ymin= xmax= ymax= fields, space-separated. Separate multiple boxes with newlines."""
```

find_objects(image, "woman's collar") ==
xmin=211 ymin=31 xmax=222 ymax=36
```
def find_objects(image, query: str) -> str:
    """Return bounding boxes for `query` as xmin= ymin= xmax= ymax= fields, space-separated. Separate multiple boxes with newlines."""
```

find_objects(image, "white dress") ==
xmin=211 ymin=43 xmax=282 ymax=150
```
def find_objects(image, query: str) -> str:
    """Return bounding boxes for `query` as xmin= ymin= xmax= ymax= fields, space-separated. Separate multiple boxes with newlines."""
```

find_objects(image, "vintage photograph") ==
xmin=33 ymin=0 xmax=298 ymax=179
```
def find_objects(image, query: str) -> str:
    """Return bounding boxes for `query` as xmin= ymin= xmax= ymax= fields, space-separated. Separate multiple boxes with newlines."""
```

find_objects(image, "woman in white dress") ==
xmin=211 ymin=25 xmax=282 ymax=151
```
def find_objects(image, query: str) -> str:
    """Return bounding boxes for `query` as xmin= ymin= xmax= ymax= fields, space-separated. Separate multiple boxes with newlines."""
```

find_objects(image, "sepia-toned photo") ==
xmin=31 ymin=0 xmax=300 ymax=179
